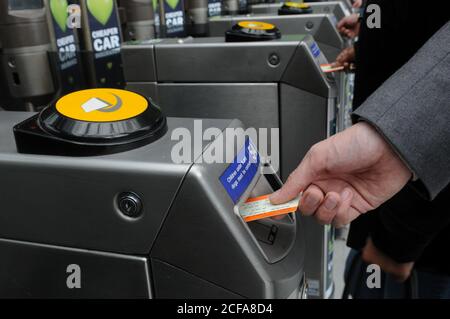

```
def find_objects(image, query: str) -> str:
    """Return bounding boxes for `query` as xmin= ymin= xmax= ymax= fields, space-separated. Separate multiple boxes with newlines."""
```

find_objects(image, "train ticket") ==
xmin=239 ymin=194 xmax=300 ymax=222
xmin=320 ymin=63 xmax=344 ymax=73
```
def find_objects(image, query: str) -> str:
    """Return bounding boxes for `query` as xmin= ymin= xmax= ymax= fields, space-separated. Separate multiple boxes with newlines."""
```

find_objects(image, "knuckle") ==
xmin=286 ymin=170 xmax=297 ymax=183
xmin=308 ymin=143 xmax=321 ymax=158
xmin=300 ymin=209 xmax=314 ymax=216
xmin=300 ymin=204 xmax=318 ymax=216
xmin=314 ymin=214 xmax=327 ymax=225
xmin=316 ymin=209 xmax=334 ymax=225
xmin=309 ymin=143 xmax=331 ymax=175
xmin=285 ymin=172 xmax=300 ymax=191
xmin=307 ymin=144 xmax=325 ymax=169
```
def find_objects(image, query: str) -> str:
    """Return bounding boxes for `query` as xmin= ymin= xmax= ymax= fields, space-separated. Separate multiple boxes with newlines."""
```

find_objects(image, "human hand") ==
xmin=332 ymin=46 xmax=355 ymax=70
xmin=337 ymin=13 xmax=360 ymax=38
xmin=352 ymin=0 xmax=363 ymax=9
xmin=270 ymin=122 xmax=412 ymax=227
xmin=362 ymin=238 xmax=415 ymax=283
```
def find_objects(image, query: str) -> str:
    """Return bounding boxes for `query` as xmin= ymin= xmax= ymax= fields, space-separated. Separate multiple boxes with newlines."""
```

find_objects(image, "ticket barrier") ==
xmin=122 ymin=25 xmax=337 ymax=298
xmin=209 ymin=11 xmax=353 ymax=132
xmin=0 ymin=89 xmax=306 ymax=298
xmin=209 ymin=13 xmax=343 ymax=60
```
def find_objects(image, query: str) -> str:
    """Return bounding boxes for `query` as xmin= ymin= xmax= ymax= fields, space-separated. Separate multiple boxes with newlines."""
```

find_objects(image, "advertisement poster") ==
xmin=48 ymin=0 xmax=85 ymax=93
xmin=84 ymin=0 xmax=124 ymax=87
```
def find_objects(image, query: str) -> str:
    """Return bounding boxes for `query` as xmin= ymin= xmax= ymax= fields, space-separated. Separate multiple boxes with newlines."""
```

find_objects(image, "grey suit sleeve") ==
xmin=353 ymin=22 xmax=450 ymax=200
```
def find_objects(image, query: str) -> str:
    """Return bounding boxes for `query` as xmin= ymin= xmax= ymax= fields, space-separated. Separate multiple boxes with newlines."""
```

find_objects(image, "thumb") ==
xmin=337 ymin=17 xmax=349 ymax=29
xmin=337 ymin=16 xmax=352 ymax=29
xmin=331 ymin=60 xmax=341 ymax=67
xmin=270 ymin=156 xmax=317 ymax=205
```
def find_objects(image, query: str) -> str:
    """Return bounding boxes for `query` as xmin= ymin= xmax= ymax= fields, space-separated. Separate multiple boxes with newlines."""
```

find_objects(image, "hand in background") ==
xmin=337 ymin=13 xmax=360 ymax=39
xmin=332 ymin=46 xmax=356 ymax=70
xmin=352 ymin=0 xmax=363 ymax=9
xmin=270 ymin=122 xmax=412 ymax=228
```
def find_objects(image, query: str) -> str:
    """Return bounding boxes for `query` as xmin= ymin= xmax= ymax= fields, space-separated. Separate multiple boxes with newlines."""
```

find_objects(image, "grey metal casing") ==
xmin=209 ymin=12 xmax=351 ymax=132
xmin=185 ymin=0 xmax=209 ymax=36
xmin=122 ymin=35 xmax=337 ymax=180
xmin=208 ymin=14 xmax=343 ymax=61
xmin=120 ymin=0 xmax=156 ymax=41
xmin=0 ymin=112 xmax=305 ymax=298
xmin=250 ymin=1 xmax=351 ymax=21
xmin=121 ymin=35 xmax=336 ymax=298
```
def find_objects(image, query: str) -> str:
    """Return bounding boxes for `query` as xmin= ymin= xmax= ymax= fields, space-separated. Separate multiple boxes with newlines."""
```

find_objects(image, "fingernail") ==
xmin=269 ymin=190 xmax=280 ymax=202
xmin=341 ymin=189 xmax=352 ymax=200
xmin=303 ymin=193 xmax=320 ymax=208
xmin=324 ymin=196 xmax=338 ymax=210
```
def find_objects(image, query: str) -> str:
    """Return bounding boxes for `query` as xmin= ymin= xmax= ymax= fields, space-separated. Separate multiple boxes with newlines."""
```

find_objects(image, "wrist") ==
xmin=356 ymin=121 xmax=414 ymax=181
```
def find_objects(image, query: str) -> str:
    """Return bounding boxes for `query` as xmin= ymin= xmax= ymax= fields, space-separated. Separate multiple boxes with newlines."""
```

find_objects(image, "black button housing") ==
xmin=13 ymin=91 xmax=167 ymax=157
xmin=118 ymin=192 xmax=143 ymax=218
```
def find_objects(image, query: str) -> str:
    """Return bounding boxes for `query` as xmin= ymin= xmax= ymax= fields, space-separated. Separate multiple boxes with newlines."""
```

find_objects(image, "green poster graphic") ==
xmin=50 ymin=0 xmax=69 ymax=32
xmin=166 ymin=0 xmax=180 ymax=10
xmin=87 ymin=0 xmax=114 ymax=25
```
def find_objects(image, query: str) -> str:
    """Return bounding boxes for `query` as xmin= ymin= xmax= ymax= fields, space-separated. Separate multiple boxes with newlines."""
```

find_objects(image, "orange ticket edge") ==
xmin=245 ymin=194 xmax=270 ymax=203
xmin=321 ymin=64 xmax=345 ymax=73
xmin=244 ymin=206 xmax=298 ymax=223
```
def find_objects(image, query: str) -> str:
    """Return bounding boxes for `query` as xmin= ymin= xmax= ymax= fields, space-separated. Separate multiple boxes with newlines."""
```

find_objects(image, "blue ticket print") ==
xmin=220 ymin=139 xmax=260 ymax=203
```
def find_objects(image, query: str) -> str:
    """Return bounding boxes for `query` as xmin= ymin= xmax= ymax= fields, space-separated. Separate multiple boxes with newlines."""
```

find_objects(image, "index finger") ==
xmin=270 ymin=157 xmax=317 ymax=205
xmin=337 ymin=17 xmax=348 ymax=29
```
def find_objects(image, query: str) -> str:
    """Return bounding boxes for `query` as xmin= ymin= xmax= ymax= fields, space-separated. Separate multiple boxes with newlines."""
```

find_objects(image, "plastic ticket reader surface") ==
xmin=0 ymin=89 xmax=306 ymax=298
xmin=250 ymin=1 xmax=351 ymax=22
xmin=122 ymin=30 xmax=336 ymax=298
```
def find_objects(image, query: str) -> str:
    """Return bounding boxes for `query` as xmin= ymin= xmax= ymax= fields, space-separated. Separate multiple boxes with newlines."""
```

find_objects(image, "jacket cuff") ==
xmin=370 ymin=214 xmax=429 ymax=263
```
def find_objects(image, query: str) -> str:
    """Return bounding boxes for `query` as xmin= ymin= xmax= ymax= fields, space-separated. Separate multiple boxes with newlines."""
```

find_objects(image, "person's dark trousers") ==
xmin=344 ymin=250 xmax=450 ymax=299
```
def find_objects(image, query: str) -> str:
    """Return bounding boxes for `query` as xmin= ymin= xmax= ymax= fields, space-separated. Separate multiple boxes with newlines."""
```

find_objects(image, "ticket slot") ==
xmin=236 ymin=173 xmax=297 ymax=264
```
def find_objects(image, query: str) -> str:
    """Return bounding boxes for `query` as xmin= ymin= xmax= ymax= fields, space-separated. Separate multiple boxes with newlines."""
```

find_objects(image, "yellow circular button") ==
xmin=56 ymin=89 xmax=148 ymax=122
xmin=284 ymin=2 xmax=310 ymax=9
xmin=238 ymin=21 xmax=276 ymax=31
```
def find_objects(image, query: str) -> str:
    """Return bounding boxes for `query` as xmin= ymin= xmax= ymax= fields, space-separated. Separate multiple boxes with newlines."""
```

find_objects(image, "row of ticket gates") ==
xmin=0 ymin=0 xmax=356 ymax=298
